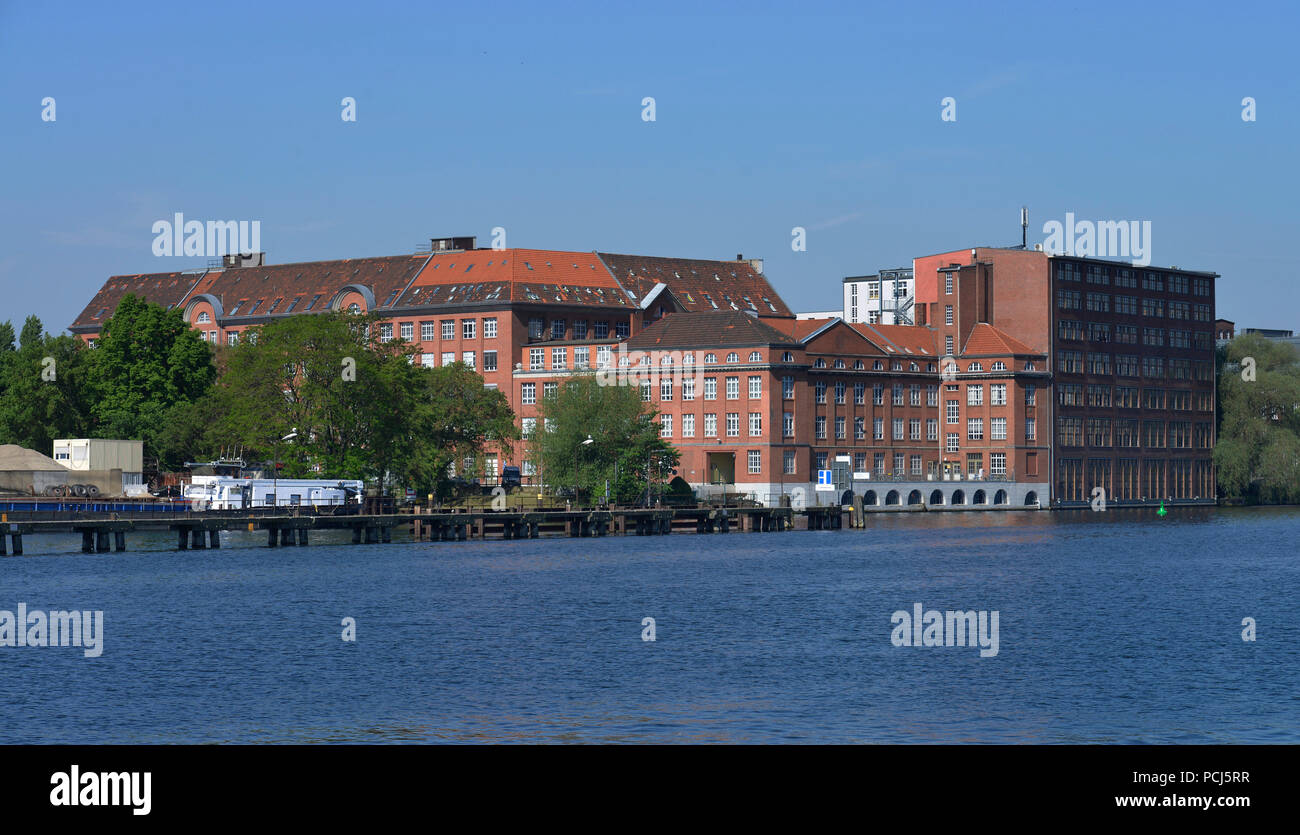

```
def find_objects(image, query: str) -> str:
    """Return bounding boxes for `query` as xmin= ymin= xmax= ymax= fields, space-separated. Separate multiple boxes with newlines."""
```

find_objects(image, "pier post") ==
xmin=10 ymin=534 xmax=21 ymax=555
xmin=268 ymin=528 xmax=278 ymax=547
xmin=413 ymin=519 xmax=422 ymax=541
xmin=191 ymin=528 xmax=206 ymax=549
xmin=209 ymin=529 xmax=220 ymax=548
xmin=529 ymin=521 xmax=539 ymax=539
xmin=114 ymin=531 xmax=126 ymax=552
xmin=96 ymin=530 xmax=110 ymax=552
xmin=352 ymin=527 xmax=361 ymax=544
xmin=298 ymin=528 xmax=308 ymax=546
xmin=178 ymin=529 xmax=189 ymax=550
xmin=82 ymin=531 xmax=94 ymax=553
xmin=365 ymin=527 xmax=377 ymax=544
xmin=382 ymin=527 xmax=392 ymax=543
xmin=281 ymin=528 xmax=294 ymax=546
xmin=0 ymin=533 xmax=6 ymax=555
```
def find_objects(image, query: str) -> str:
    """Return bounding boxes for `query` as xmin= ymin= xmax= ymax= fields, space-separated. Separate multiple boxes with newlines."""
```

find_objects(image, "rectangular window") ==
xmin=816 ymin=416 xmax=827 ymax=439
xmin=967 ymin=418 xmax=983 ymax=440
xmin=593 ymin=321 xmax=609 ymax=339
xmin=462 ymin=351 xmax=475 ymax=369
xmin=521 ymin=383 xmax=536 ymax=405
xmin=751 ymin=413 xmax=763 ymax=437
xmin=573 ymin=346 xmax=590 ymax=369
xmin=421 ymin=321 xmax=436 ymax=341
xmin=945 ymin=335 xmax=954 ymax=354
xmin=834 ymin=382 xmax=846 ymax=404
xmin=854 ymin=417 xmax=865 ymax=440
xmin=893 ymin=418 xmax=904 ymax=440
xmin=815 ymin=381 xmax=826 ymax=403
xmin=379 ymin=323 xmax=393 ymax=342
xmin=911 ymin=455 xmax=923 ymax=476
xmin=726 ymin=413 xmax=740 ymax=437
xmin=874 ymin=417 xmax=884 ymax=440
xmin=641 ymin=383 xmax=652 ymax=402
xmin=704 ymin=414 xmax=718 ymax=437
xmin=550 ymin=319 xmax=565 ymax=340
xmin=990 ymin=383 xmax=1006 ymax=406
xmin=683 ymin=414 xmax=696 ymax=437
xmin=926 ymin=385 xmax=938 ymax=407
xmin=1026 ymin=419 xmax=1036 ymax=441
xmin=910 ymin=385 xmax=921 ymax=406
xmin=947 ymin=400 xmax=960 ymax=424
xmin=441 ymin=351 xmax=455 ymax=366
xmin=748 ymin=450 xmax=761 ymax=475
xmin=551 ymin=347 xmax=567 ymax=369
xmin=967 ymin=385 xmax=983 ymax=406
xmin=442 ymin=320 xmax=455 ymax=340
xmin=750 ymin=376 xmax=762 ymax=399
xmin=784 ymin=449 xmax=796 ymax=475
xmin=893 ymin=385 xmax=904 ymax=406
xmin=784 ymin=412 xmax=795 ymax=437
xmin=597 ymin=345 xmax=612 ymax=368
xmin=682 ymin=378 xmax=695 ymax=400
xmin=927 ymin=418 xmax=938 ymax=441
xmin=909 ymin=419 xmax=921 ymax=440
xmin=704 ymin=377 xmax=717 ymax=400
xmin=945 ymin=305 xmax=954 ymax=325
xmin=873 ymin=385 xmax=884 ymax=406
xmin=946 ymin=433 xmax=959 ymax=453
xmin=835 ymin=416 xmax=846 ymax=439
xmin=530 ymin=348 xmax=544 ymax=370
xmin=945 ymin=274 xmax=953 ymax=295
xmin=572 ymin=320 xmax=586 ymax=339
xmin=660 ymin=415 xmax=672 ymax=437
xmin=661 ymin=379 xmax=673 ymax=401
xmin=400 ymin=322 xmax=413 ymax=341
xmin=991 ymin=417 xmax=1007 ymax=440
xmin=990 ymin=452 xmax=1006 ymax=476
xmin=544 ymin=382 xmax=557 ymax=399
xmin=521 ymin=417 xmax=537 ymax=437
xmin=483 ymin=351 xmax=497 ymax=372
xmin=894 ymin=453 xmax=905 ymax=474
xmin=615 ymin=322 xmax=629 ymax=339
xmin=855 ymin=383 xmax=866 ymax=405
xmin=783 ymin=376 xmax=795 ymax=399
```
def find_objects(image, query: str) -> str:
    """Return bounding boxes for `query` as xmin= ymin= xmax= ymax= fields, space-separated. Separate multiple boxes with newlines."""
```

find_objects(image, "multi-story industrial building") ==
xmin=72 ymin=238 xmax=1216 ymax=507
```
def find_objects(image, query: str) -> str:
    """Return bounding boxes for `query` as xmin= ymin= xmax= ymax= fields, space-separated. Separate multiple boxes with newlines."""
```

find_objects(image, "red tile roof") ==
xmin=624 ymin=311 xmax=800 ymax=350
xmin=597 ymin=253 xmax=793 ymax=317
xmin=394 ymin=249 xmax=629 ymax=310
xmin=70 ymin=271 xmax=209 ymax=330
xmin=962 ymin=323 xmax=1042 ymax=356
xmin=847 ymin=322 xmax=940 ymax=356
xmin=206 ymin=254 xmax=428 ymax=321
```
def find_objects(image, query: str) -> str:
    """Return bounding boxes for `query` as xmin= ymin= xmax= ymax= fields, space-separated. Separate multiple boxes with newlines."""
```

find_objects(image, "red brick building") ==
xmin=72 ymin=238 xmax=1215 ymax=507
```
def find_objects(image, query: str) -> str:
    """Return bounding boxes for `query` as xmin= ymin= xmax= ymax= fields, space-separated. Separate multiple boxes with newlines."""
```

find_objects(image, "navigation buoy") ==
xmin=1157 ymin=502 xmax=1167 ymax=517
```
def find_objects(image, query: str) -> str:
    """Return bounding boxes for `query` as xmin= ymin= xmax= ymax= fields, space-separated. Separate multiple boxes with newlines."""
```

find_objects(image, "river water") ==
xmin=1 ymin=507 xmax=1296 ymax=743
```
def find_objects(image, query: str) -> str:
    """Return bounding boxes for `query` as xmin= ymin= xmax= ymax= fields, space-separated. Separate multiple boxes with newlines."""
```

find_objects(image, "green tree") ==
xmin=534 ymin=373 xmax=680 ymax=504
xmin=213 ymin=311 xmax=517 ymax=490
xmin=90 ymin=295 xmax=216 ymax=461
xmin=0 ymin=316 xmax=94 ymax=452
xmin=1214 ymin=334 xmax=1300 ymax=503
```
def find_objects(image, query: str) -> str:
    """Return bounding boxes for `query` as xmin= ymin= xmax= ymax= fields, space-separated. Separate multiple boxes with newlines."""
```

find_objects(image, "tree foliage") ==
xmin=533 ymin=373 xmax=680 ymax=504
xmin=0 ymin=315 xmax=94 ymax=453
xmin=1214 ymin=334 xmax=1300 ymax=503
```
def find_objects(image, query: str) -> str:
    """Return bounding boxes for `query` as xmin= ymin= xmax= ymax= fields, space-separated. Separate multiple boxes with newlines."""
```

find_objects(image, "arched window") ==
xmin=661 ymin=355 xmax=673 ymax=366
xmin=854 ymin=360 xmax=864 ymax=370
xmin=782 ymin=351 xmax=795 ymax=362
xmin=873 ymin=360 xmax=884 ymax=370
xmin=892 ymin=361 xmax=902 ymax=371
xmin=813 ymin=358 xmax=826 ymax=368
xmin=927 ymin=363 xmax=936 ymax=372
xmin=991 ymin=361 xmax=1007 ymax=371
xmin=909 ymin=362 xmax=919 ymax=371
xmin=705 ymin=353 xmax=717 ymax=363
xmin=726 ymin=352 xmax=739 ymax=363
xmin=833 ymin=359 xmax=845 ymax=369
xmin=749 ymin=351 xmax=762 ymax=362
xmin=348 ymin=303 xmax=360 ymax=313
xmin=967 ymin=362 xmax=983 ymax=372
xmin=1025 ymin=361 xmax=1036 ymax=371
xmin=197 ymin=311 xmax=210 ymax=323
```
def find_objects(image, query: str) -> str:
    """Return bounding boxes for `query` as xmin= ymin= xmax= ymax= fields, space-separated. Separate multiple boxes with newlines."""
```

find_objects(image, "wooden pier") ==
xmin=0 ymin=505 xmax=808 ymax=554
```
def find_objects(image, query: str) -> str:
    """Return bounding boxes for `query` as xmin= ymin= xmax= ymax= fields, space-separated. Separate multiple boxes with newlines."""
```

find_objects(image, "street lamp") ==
xmin=575 ymin=435 xmax=593 ymax=507
xmin=274 ymin=430 xmax=298 ymax=509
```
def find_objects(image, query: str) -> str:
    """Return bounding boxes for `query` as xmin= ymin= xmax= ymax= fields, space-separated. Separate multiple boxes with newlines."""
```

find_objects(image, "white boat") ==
xmin=183 ymin=476 xmax=363 ymax=510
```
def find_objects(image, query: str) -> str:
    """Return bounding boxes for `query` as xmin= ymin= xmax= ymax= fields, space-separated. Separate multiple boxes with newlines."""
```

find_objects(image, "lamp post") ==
xmin=575 ymin=435 xmax=593 ymax=508
xmin=274 ymin=430 xmax=298 ymax=509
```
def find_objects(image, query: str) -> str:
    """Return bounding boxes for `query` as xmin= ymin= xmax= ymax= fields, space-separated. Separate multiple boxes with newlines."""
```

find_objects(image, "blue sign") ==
xmin=817 ymin=470 xmax=833 ymax=485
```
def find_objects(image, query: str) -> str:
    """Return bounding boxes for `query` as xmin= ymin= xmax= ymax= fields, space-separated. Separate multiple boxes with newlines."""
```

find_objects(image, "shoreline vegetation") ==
xmin=1 ymin=298 xmax=1298 ymax=505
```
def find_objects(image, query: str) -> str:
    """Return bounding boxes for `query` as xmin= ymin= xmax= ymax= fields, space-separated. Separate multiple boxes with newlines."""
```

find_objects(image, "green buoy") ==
xmin=1157 ymin=501 xmax=1167 ymax=517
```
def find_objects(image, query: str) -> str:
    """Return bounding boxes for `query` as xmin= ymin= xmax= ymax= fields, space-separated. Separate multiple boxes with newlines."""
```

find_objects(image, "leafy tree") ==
xmin=534 ymin=373 xmax=680 ymax=504
xmin=0 ymin=316 xmax=94 ymax=452
xmin=1214 ymin=334 xmax=1300 ymax=503
xmin=212 ymin=311 xmax=516 ymax=490
xmin=90 ymin=295 xmax=216 ymax=460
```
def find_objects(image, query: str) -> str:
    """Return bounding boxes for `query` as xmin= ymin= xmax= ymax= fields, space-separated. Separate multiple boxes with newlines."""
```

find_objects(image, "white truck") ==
xmin=183 ymin=476 xmax=364 ymax=511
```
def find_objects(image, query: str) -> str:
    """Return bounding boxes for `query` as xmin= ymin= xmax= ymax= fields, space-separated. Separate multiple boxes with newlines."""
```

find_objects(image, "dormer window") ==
xmin=873 ymin=360 xmax=883 ymax=370
xmin=782 ymin=351 xmax=795 ymax=362
xmin=197 ymin=311 xmax=210 ymax=323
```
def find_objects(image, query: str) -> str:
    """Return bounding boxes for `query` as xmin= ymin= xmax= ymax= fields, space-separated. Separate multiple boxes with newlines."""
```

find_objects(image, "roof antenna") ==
xmin=1020 ymin=206 xmax=1028 ymax=249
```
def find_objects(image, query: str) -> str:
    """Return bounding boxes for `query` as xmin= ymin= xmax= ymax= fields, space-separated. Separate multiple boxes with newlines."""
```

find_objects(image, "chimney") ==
xmin=431 ymin=236 xmax=477 ymax=252
xmin=222 ymin=252 xmax=265 ymax=268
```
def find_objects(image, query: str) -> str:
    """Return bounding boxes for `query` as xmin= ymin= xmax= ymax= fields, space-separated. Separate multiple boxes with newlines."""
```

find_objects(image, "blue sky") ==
xmin=1 ymin=0 xmax=1297 ymax=333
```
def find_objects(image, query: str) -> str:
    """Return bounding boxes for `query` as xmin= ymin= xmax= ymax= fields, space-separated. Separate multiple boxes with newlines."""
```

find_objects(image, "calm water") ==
xmin=1 ymin=507 xmax=1296 ymax=743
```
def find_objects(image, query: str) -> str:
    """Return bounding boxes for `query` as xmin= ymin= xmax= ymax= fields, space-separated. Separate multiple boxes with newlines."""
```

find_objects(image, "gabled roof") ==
xmin=624 ymin=311 xmax=800 ymax=350
xmin=71 ymin=271 xmax=208 ymax=330
xmin=847 ymin=322 xmax=940 ymax=356
xmin=393 ymin=249 xmax=628 ymax=310
xmin=597 ymin=253 xmax=793 ymax=317
xmin=961 ymin=323 xmax=1042 ymax=356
